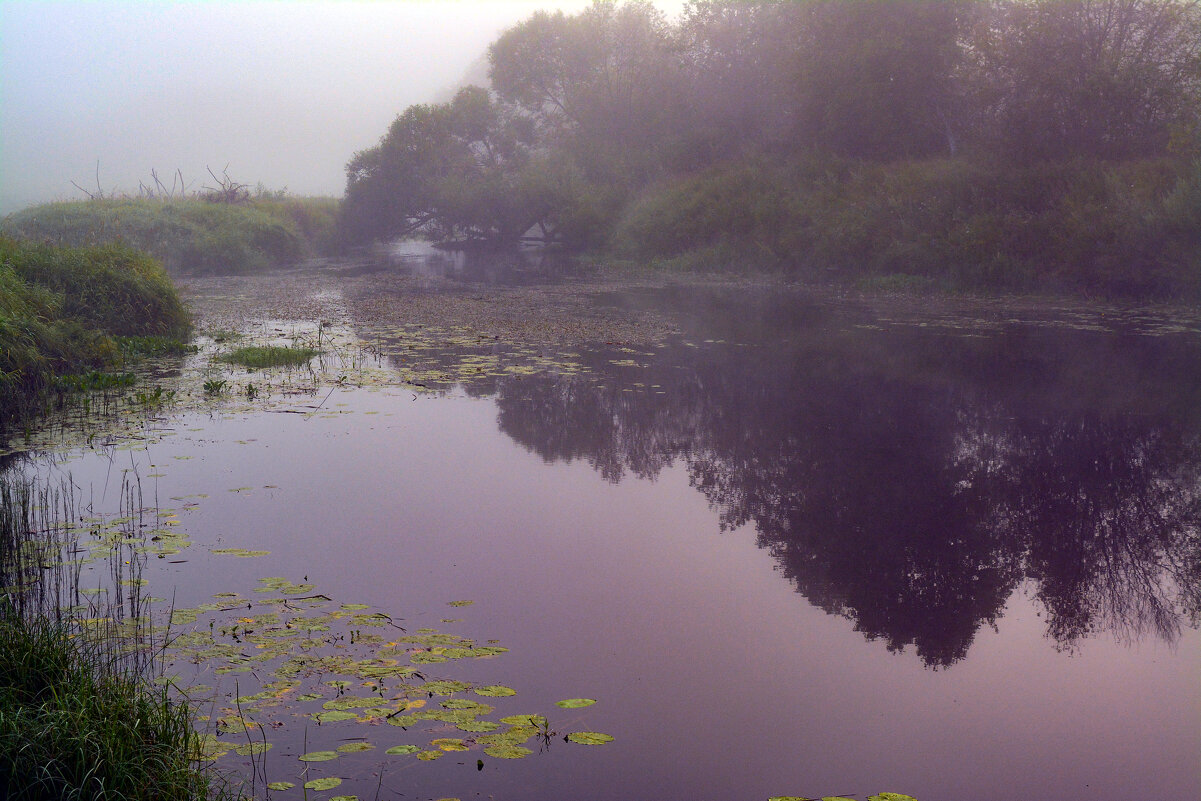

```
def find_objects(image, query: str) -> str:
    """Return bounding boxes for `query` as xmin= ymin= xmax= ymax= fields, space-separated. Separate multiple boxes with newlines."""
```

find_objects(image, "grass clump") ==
xmin=1 ymin=196 xmax=340 ymax=276
xmin=217 ymin=345 xmax=318 ymax=369
xmin=0 ymin=237 xmax=191 ymax=434
xmin=0 ymin=607 xmax=223 ymax=801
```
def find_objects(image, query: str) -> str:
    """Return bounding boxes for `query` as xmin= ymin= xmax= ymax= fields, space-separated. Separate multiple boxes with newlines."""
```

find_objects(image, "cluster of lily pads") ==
xmin=158 ymin=579 xmax=612 ymax=793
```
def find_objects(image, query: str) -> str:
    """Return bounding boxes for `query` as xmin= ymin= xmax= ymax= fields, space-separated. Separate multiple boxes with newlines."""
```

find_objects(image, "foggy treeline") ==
xmin=340 ymin=0 xmax=1201 ymax=298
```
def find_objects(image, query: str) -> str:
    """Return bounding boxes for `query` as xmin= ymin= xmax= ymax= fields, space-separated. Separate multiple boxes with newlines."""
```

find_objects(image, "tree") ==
xmin=964 ymin=0 xmax=1201 ymax=161
xmin=340 ymin=87 xmax=545 ymax=245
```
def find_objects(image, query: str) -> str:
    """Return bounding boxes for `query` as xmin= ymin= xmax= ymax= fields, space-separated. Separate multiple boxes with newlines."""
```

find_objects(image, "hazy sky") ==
xmin=0 ymin=0 xmax=684 ymax=215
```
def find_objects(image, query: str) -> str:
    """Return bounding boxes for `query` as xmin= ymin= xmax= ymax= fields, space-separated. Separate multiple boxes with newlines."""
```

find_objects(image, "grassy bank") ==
xmin=612 ymin=155 xmax=1201 ymax=300
xmin=0 ymin=609 xmax=225 ymax=801
xmin=1 ymin=196 xmax=340 ymax=276
xmin=0 ymin=237 xmax=191 ymax=434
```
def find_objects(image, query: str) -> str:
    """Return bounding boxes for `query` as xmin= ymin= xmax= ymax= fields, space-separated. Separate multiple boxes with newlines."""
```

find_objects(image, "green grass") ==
xmin=612 ymin=154 xmax=1201 ymax=300
xmin=1 ymin=196 xmax=341 ymax=276
xmin=217 ymin=345 xmax=318 ymax=369
xmin=0 ymin=237 xmax=191 ymax=435
xmin=0 ymin=608 xmax=229 ymax=801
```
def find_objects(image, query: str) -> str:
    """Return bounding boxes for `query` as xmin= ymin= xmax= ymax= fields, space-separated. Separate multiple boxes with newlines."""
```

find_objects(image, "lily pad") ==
xmin=416 ymin=750 xmax=444 ymax=761
xmin=298 ymin=751 xmax=339 ymax=762
xmin=313 ymin=710 xmax=358 ymax=723
xmin=868 ymin=795 xmax=919 ymax=801
xmin=566 ymin=731 xmax=614 ymax=745
xmin=267 ymin=782 xmax=295 ymax=791
xmin=474 ymin=685 xmax=517 ymax=697
xmin=446 ymin=600 xmax=474 ymax=607
xmin=234 ymin=741 xmax=272 ymax=756
xmin=431 ymin=738 xmax=469 ymax=752
xmin=483 ymin=744 xmax=533 ymax=759
xmin=385 ymin=744 xmax=421 ymax=755
xmin=555 ymin=698 xmax=596 ymax=709
xmin=336 ymin=742 xmax=375 ymax=753
xmin=304 ymin=777 xmax=342 ymax=791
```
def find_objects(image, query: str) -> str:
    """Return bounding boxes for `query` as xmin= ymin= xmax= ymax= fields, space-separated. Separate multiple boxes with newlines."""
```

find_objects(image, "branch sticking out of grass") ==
xmin=217 ymin=345 xmax=318 ymax=369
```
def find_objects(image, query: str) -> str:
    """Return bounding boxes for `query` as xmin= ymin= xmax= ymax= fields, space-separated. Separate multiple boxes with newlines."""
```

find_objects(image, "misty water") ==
xmin=6 ymin=258 xmax=1200 ymax=801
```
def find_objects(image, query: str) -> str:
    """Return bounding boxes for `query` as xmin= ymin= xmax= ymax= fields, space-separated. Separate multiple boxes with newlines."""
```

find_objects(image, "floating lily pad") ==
xmin=313 ymin=710 xmax=358 ymax=723
xmin=234 ymin=742 xmax=272 ymax=756
xmin=385 ymin=744 xmax=421 ymax=755
xmin=416 ymin=750 xmax=444 ymax=761
xmin=336 ymin=742 xmax=375 ymax=753
xmin=211 ymin=548 xmax=270 ymax=557
xmin=500 ymin=714 xmax=546 ymax=727
xmin=446 ymin=600 xmax=474 ymax=607
xmin=566 ymin=731 xmax=614 ymax=745
xmin=329 ymin=796 xmax=359 ymax=801
xmin=267 ymin=782 xmax=295 ymax=791
xmin=474 ymin=685 xmax=516 ymax=697
xmin=422 ymin=680 xmax=471 ymax=695
xmin=483 ymin=744 xmax=533 ymax=759
xmin=555 ymin=698 xmax=596 ymax=709
xmin=298 ymin=751 xmax=339 ymax=762
xmin=868 ymin=795 xmax=919 ymax=801
xmin=303 ymin=777 xmax=342 ymax=791
xmin=431 ymin=738 xmax=468 ymax=752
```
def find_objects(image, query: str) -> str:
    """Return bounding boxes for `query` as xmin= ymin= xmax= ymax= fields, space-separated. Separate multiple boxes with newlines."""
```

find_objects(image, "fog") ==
xmin=0 ymin=1 xmax=681 ymax=215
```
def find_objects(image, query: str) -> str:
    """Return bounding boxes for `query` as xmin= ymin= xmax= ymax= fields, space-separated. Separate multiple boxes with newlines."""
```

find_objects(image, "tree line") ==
xmin=340 ymin=0 xmax=1201 ymax=269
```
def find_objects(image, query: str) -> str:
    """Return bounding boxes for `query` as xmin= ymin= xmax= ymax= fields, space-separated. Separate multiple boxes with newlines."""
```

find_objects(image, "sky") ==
xmin=0 ymin=0 xmax=685 ymax=215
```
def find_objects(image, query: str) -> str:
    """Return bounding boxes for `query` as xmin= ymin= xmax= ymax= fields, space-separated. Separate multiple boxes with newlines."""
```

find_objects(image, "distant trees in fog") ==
xmin=340 ymin=0 xmax=1201 ymax=252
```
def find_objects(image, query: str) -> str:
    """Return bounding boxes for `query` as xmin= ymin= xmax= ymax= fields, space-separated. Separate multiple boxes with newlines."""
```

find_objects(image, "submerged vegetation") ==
xmin=0 ymin=236 xmax=190 ymax=435
xmin=341 ymin=0 xmax=1201 ymax=299
xmin=2 ymin=194 xmax=340 ymax=276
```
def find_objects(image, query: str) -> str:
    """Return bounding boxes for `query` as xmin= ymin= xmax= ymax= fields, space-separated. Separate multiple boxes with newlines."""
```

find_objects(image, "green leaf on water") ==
xmin=767 ymin=797 xmax=812 ymax=801
xmin=385 ymin=745 xmax=421 ymax=755
xmin=868 ymin=795 xmax=919 ymax=801
xmin=500 ymin=714 xmax=546 ymax=727
xmin=303 ymin=777 xmax=342 ymax=791
xmin=234 ymin=742 xmax=272 ymax=756
xmin=336 ymin=742 xmax=375 ymax=753
xmin=267 ymin=782 xmax=295 ymax=791
xmin=483 ymin=744 xmax=533 ymax=759
xmin=446 ymin=600 xmax=474 ymax=607
xmin=456 ymin=719 xmax=500 ymax=733
xmin=329 ymin=796 xmax=359 ymax=801
xmin=474 ymin=685 xmax=516 ymax=697
xmin=431 ymin=738 xmax=468 ymax=752
xmin=313 ymin=710 xmax=358 ymax=723
xmin=211 ymin=548 xmax=270 ymax=557
xmin=555 ymin=698 xmax=596 ymax=709
xmin=416 ymin=750 xmax=444 ymax=761
xmin=298 ymin=751 xmax=339 ymax=762
xmin=566 ymin=731 xmax=614 ymax=745
xmin=422 ymin=680 xmax=471 ymax=695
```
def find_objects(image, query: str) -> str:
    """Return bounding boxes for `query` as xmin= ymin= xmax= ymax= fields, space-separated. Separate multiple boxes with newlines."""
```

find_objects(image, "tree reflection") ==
xmin=488 ymin=313 xmax=1201 ymax=667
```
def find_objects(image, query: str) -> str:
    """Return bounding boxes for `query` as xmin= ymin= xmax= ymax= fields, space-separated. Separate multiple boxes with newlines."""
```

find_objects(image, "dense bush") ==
xmin=613 ymin=155 xmax=1201 ymax=299
xmin=0 ymin=237 xmax=190 ymax=431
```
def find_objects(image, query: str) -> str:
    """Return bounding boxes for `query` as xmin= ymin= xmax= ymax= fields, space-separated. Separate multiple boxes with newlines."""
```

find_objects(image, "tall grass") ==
xmin=0 ymin=237 xmax=191 ymax=436
xmin=0 ymin=469 xmax=235 ymax=801
xmin=1 ymin=196 xmax=340 ymax=275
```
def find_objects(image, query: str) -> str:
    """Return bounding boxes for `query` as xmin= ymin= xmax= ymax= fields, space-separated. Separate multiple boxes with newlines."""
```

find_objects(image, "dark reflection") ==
xmin=486 ymin=290 xmax=1201 ymax=667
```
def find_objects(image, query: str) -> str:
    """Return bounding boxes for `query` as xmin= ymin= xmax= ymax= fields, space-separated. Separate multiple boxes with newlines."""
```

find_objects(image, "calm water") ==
xmin=8 ymin=280 xmax=1201 ymax=801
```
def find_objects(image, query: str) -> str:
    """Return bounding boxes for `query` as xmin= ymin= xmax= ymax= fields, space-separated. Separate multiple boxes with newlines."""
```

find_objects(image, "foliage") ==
xmin=341 ymin=0 xmax=1201 ymax=297
xmin=0 ymin=606 xmax=227 ymax=801
xmin=217 ymin=345 xmax=319 ymax=369
xmin=0 ymin=237 xmax=190 ymax=433
xmin=1 ymin=196 xmax=340 ymax=275
xmin=614 ymin=154 xmax=1201 ymax=298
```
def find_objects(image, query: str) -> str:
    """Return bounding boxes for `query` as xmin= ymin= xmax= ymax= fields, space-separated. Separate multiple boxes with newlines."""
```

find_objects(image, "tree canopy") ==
xmin=339 ymin=0 xmax=1201 ymax=250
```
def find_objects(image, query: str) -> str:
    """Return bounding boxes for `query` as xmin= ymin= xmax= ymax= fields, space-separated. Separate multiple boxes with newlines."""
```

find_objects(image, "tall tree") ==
xmin=965 ymin=0 xmax=1201 ymax=160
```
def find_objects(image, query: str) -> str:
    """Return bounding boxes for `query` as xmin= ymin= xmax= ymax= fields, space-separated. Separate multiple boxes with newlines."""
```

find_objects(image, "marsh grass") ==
xmin=217 ymin=345 xmax=319 ymax=369
xmin=0 ymin=237 xmax=191 ymax=437
xmin=0 ymin=469 xmax=238 ymax=801
xmin=1 ymin=197 xmax=340 ymax=275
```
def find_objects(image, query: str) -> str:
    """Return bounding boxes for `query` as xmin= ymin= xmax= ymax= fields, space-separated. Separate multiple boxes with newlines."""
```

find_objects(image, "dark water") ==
xmin=10 ymin=285 xmax=1201 ymax=801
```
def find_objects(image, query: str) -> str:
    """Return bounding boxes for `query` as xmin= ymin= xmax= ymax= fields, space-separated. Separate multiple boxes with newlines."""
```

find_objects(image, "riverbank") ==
xmin=0 ymin=237 xmax=191 ymax=436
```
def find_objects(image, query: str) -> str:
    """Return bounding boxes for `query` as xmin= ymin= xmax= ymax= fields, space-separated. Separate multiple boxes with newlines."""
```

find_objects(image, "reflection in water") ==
xmin=459 ymin=290 xmax=1201 ymax=667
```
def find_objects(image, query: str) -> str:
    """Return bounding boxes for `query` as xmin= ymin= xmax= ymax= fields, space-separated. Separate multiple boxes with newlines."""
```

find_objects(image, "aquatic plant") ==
xmin=218 ymin=345 xmax=318 ymax=369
